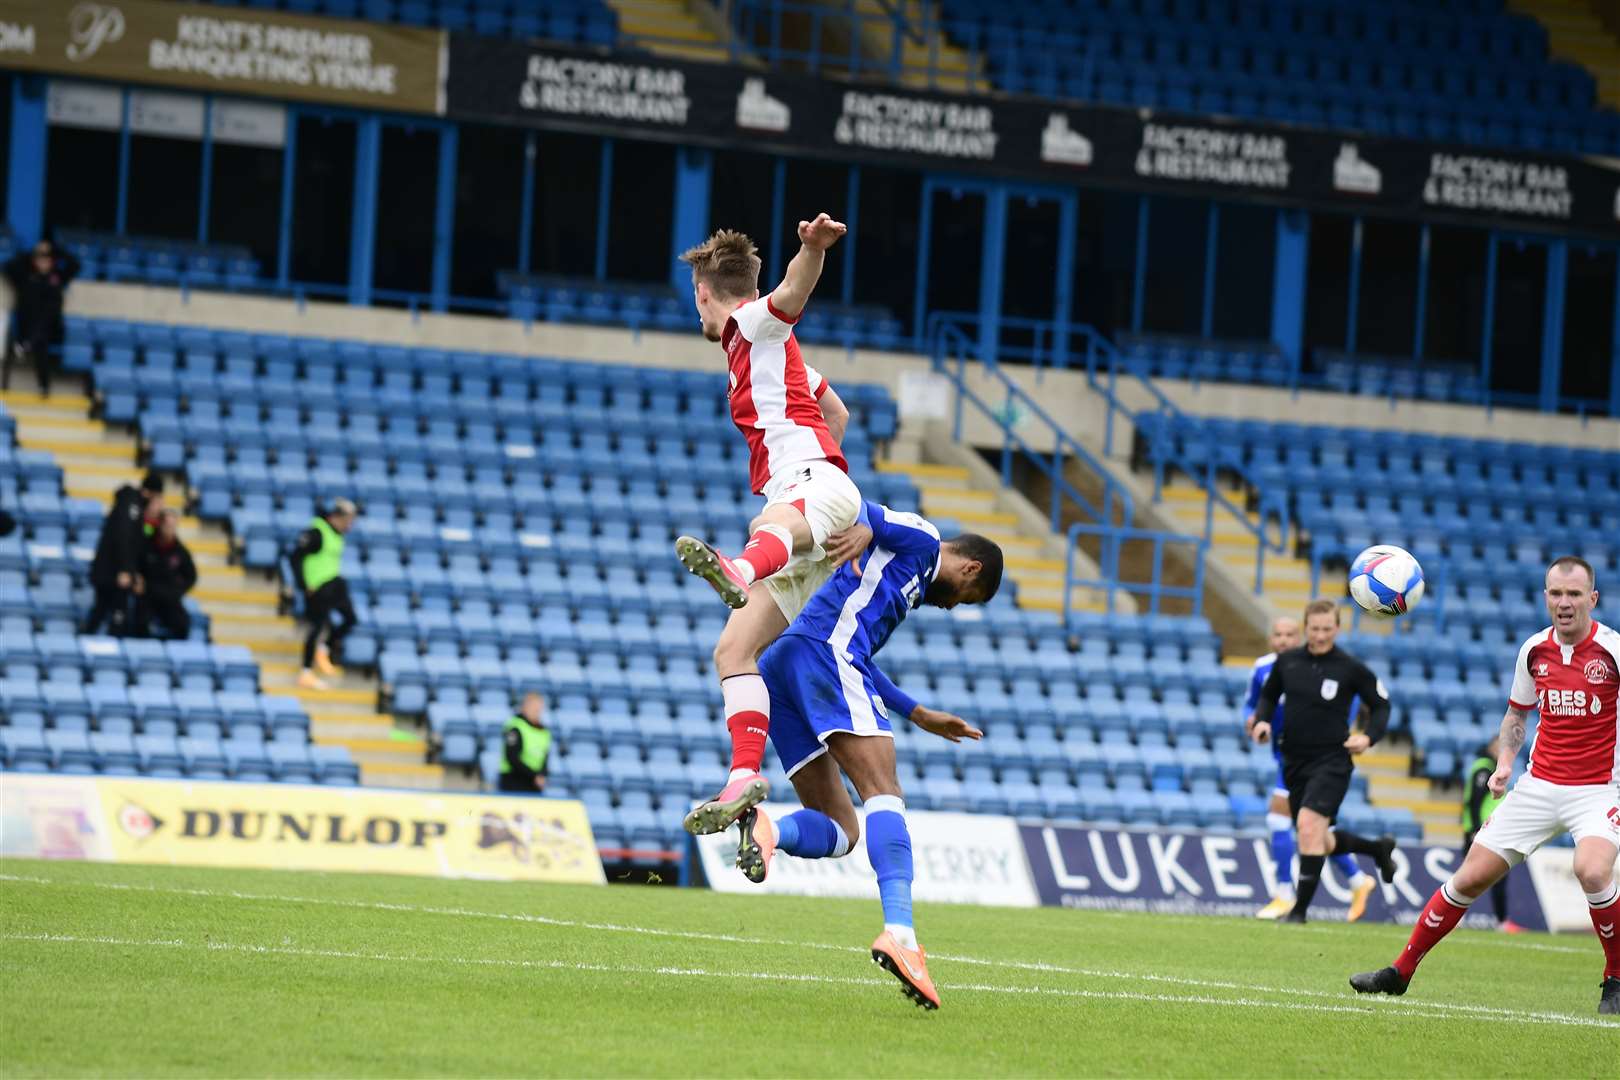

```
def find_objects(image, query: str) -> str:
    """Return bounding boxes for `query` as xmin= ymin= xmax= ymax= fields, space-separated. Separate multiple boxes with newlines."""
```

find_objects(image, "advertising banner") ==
xmin=1019 ymin=822 xmax=1547 ymax=928
xmin=445 ymin=35 xmax=1620 ymax=235
xmin=1526 ymin=847 xmax=1620 ymax=933
xmin=693 ymin=805 xmax=1039 ymax=907
xmin=0 ymin=773 xmax=605 ymax=884
xmin=0 ymin=0 xmax=444 ymax=114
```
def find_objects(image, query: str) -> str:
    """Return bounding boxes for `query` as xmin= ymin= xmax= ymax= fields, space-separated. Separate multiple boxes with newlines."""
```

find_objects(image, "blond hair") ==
xmin=1303 ymin=598 xmax=1340 ymax=623
xmin=679 ymin=229 xmax=760 ymax=300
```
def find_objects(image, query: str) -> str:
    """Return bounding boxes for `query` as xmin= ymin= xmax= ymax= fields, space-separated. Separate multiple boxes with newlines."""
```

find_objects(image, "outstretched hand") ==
xmin=798 ymin=213 xmax=847 ymax=251
xmin=823 ymin=522 xmax=872 ymax=577
xmin=910 ymin=705 xmax=983 ymax=743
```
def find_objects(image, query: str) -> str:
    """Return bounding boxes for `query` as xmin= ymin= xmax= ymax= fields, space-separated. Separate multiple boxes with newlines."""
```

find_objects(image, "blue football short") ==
xmin=757 ymin=634 xmax=894 ymax=777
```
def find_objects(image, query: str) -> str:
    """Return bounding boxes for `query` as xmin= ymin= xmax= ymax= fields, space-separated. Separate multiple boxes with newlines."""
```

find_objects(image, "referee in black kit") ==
xmin=1250 ymin=599 xmax=1399 ymax=922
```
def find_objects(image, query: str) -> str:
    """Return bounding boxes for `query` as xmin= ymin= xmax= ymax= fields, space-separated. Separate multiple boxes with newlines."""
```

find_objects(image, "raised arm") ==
xmin=766 ymin=213 xmax=846 ymax=320
xmin=1490 ymin=706 xmax=1528 ymax=796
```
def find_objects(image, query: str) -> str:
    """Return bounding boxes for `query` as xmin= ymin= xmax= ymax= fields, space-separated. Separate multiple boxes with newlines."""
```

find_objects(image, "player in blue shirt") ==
xmin=739 ymin=501 xmax=1003 ymax=1010
xmin=1246 ymin=616 xmax=1376 ymax=920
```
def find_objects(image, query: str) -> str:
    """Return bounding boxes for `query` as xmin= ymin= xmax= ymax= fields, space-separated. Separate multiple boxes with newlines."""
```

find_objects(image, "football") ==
xmin=1348 ymin=544 xmax=1426 ymax=617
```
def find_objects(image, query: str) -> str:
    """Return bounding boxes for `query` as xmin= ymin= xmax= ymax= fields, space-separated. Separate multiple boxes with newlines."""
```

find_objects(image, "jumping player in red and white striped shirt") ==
xmin=674 ymin=214 xmax=868 ymax=837
xmin=1351 ymin=555 xmax=1620 ymax=1015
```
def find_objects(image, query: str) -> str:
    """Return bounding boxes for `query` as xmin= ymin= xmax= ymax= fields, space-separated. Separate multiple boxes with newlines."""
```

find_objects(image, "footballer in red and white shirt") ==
xmin=1352 ymin=556 xmax=1620 ymax=1014
xmin=672 ymin=214 xmax=870 ymax=837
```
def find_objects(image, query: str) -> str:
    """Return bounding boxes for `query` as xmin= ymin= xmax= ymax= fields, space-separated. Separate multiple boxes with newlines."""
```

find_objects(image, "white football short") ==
xmin=759 ymin=459 xmax=862 ymax=623
xmin=1472 ymin=774 xmax=1620 ymax=865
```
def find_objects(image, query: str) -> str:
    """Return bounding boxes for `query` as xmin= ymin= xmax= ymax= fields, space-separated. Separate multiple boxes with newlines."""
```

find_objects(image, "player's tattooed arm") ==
xmin=1489 ymin=706 xmax=1527 ymax=796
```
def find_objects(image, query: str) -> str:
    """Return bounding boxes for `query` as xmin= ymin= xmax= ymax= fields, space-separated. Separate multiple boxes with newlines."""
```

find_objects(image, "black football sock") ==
xmin=1292 ymin=855 xmax=1325 ymax=916
xmin=1330 ymin=829 xmax=1381 ymax=857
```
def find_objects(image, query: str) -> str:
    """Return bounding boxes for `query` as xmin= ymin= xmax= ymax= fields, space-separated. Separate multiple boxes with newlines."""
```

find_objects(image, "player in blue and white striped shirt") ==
xmin=739 ymin=501 xmax=1003 ymax=1010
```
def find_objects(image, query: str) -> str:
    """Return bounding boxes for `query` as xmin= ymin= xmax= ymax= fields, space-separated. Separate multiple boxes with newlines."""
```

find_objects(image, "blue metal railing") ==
xmin=1064 ymin=521 xmax=1208 ymax=617
xmin=1073 ymin=325 xmax=1291 ymax=597
xmin=929 ymin=314 xmax=1132 ymax=538
xmin=929 ymin=313 xmax=1215 ymax=627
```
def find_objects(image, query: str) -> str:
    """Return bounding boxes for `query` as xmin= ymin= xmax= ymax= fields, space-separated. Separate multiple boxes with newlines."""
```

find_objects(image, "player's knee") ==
xmin=1572 ymin=854 xmax=1615 ymax=893
xmin=711 ymin=634 xmax=751 ymax=677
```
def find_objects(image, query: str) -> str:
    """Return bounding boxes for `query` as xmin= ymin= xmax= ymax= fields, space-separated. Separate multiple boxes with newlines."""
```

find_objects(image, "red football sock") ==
xmin=735 ymin=524 xmax=792 ymax=586
xmin=1394 ymin=882 xmax=1471 ymax=979
xmin=1588 ymin=884 xmax=1620 ymax=978
xmin=722 ymin=673 xmax=770 ymax=775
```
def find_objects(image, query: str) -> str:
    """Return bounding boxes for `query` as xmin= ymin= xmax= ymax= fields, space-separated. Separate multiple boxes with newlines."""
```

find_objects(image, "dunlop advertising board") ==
xmin=0 ymin=0 xmax=444 ymax=114
xmin=0 ymin=773 xmax=604 ymax=884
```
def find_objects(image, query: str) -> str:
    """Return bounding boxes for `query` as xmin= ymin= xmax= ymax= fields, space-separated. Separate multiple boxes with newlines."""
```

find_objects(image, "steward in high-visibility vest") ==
xmin=291 ymin=498 xmax=358 ymax=691
xmin=499 ymin=692 xmax=551 ymax=794
xmin=1462 ymin=737 xmax=1519 ymax=931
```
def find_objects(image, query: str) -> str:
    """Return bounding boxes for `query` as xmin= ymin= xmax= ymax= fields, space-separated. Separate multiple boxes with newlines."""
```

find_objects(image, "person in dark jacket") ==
xmin=290 ymin=498 xmax=358 ymax=690
xmin=133 ymin=509 xmax=197 ymax=640
xmin=83 ymin=473 xmax=164 ymax=636
xmin=1461 ymin=736 xmax=1522 ymax=932
xmin=499 ymin=692 xmax=552 ymax=795
xmin=4 ymin=240 xmax=81 ymax=396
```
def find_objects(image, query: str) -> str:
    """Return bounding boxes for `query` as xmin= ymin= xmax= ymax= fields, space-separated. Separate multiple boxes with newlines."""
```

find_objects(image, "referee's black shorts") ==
xmin=1282 ymin=751 xmax=1353 ymax=822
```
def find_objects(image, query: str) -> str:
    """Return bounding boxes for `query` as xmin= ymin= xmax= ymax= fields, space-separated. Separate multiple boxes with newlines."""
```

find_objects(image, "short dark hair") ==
xmin=946 ymin=533 xmax=1004 ymax=602
xmin=140 ymin=472 xmax=164 ymax=495
xmin=1547 ymin=555 xmax=1595 ymax=591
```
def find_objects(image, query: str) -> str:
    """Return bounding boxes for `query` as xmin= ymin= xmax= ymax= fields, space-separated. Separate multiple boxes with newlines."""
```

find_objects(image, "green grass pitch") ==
xmin=2 ymin=858 xmax=1616 ymax=1077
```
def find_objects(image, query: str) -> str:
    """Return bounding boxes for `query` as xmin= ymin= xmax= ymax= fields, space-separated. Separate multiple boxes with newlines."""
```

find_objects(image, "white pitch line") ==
xmin=5 ymin=932 xmax=1616 ymax=1030
xmin=1 ymin=873 xmax=1611 ymax=1031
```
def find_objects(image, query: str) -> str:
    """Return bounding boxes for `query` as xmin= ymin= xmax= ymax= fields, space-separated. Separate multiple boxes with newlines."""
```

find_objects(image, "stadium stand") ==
xmin=1131 ymin=410 xmax=1619 ymax=808
xmin=24 ymin=309 xmax=1425 ymax=855
xmin=943 ymin=0 xmax=1620 ymax=155
xmin=0 ymin=399 xmax=358 ymax=783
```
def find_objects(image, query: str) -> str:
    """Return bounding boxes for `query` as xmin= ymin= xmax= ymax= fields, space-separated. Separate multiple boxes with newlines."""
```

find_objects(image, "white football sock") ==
xmin=885 ymin=923 xmax=918 ymax=951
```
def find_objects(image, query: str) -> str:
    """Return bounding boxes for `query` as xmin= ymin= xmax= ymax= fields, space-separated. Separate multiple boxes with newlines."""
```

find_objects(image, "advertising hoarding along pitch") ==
xmin=445 ymin=35 xmax=1620 ymax=235
xmin=0 ymin=0 xmax=444 ymax=114
xmin=692 ymin=805 xmax=1040 ymax=907
xmin=0 ymin=773 xmax=605 ymax=884
xmin=1019 ymin=821 xmax=1548 ymax=928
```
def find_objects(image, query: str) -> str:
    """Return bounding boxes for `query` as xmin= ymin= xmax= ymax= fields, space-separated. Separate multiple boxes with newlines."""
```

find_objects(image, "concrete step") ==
xmin=1017 ymin=593 xmax=1109 ymax=614
xmin=360 ymin=761 xmax=447 ymax=789
xmin=0 ymin=390 xmax=94 ymax=416
xmin=977 ymin=531 xmax=1045 ymax=556
xmin=918 ymin=486 xmax=996 ymax=511
xmin=876 ymin=460 xmax=972 ymax=486
xmin=1005 ymin=555 xmax=1067 ymax=573
xmin=269 ymin=685 xmax=376 ymax=707
xmin=316 ymin=735 xmax=429 ymax=764
xmin=931 ymin=506 xmax=1021 ymax=528
xmin=193 ymin=582 xmax=280 ymax=605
